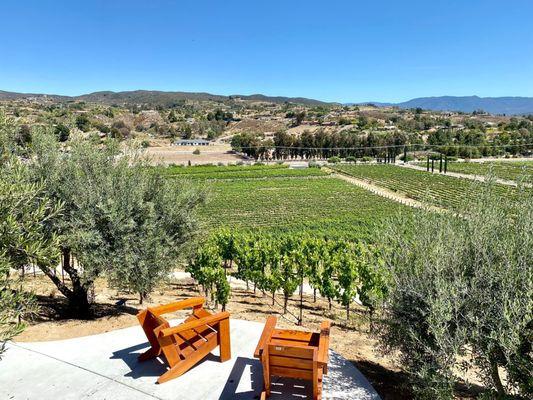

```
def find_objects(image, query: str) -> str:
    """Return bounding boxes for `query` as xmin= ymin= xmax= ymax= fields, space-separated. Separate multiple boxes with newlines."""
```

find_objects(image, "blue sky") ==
xmin=1 ymin=0 xmax=532 ymax=103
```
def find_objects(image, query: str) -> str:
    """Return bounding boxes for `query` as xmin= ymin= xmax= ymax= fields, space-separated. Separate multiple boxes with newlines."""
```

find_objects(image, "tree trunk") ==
xmin=346 ymin=303 xmax=350 ymax=321
xmin=489 ymin=354 xmax=506 ymax=397
xmin=313 ymin=288 xmax=317 ymax=303
xmin=283 ymin=294 xmax=288 ymax=314
xmin=328 ymin=298 xmax=332 ymax=311
xmin=271 ymin=291 xmax=275 ymax=306
xmin=298 ymin=282 xmax=303 ymax=326
xmin=139 ymin=292 xmax=144 ymax=305
xmin=38 ymin=248 xmax=93 ymax=319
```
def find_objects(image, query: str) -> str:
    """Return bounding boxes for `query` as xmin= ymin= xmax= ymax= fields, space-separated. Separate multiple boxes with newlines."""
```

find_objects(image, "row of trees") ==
xmin=232 ymin=126 xmax=533 ymax=161
xmin=231 ymin=129 xmax=413 ymax=160
xmin=1 ymin=112 xmax=205 ymax=319
xmin=187 ymin=230 xmax=385 ymax=324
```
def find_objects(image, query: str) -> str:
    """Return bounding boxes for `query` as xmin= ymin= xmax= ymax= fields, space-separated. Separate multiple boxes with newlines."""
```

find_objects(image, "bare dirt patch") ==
xmin=144 ymin=144 xmax=245 ymax=165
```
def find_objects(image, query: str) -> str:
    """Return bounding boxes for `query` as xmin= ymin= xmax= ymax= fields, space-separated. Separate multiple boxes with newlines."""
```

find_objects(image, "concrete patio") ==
xmin=0 ymin=319 xmax=380 ymax=400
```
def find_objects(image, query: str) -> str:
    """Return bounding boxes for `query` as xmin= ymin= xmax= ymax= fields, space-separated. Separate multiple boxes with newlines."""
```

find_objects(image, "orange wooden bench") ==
xmin=136 ymin=297 xmax=231 ymax=383
xmin=254 ymin=316 xmax=331 ymax=400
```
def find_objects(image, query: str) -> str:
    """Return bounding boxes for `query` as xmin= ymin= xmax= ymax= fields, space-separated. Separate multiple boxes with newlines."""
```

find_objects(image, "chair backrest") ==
xmin=266 ymin=344 xmax=317 ymax=381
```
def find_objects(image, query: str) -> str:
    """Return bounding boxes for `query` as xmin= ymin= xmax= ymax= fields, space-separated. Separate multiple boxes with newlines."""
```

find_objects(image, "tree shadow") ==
xmin=349 ymin=359 xmax=411 ymax=400
xmin=31 ymin=294 xmax=139 ymax=322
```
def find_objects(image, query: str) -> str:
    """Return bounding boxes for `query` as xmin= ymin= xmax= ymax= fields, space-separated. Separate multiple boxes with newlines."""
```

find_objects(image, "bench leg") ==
xmin=218 ymin=318 xmax=231 ymax=362
xmin=138 ymin=346 xmax=160 ymax=362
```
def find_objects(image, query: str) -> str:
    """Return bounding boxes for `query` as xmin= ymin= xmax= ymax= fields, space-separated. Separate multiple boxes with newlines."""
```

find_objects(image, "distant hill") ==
xmin=358 ymin=96 xmax=533 ymax=115
xmin=0 ymin=89 xmax=330 ymax=107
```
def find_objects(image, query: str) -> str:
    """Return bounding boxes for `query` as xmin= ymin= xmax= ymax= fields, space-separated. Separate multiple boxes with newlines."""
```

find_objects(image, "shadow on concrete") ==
xmin=110 ymin=342 xmax=221 ymax=381
xmin=218 ymin=357 xmax=263 ymax=400
xmin=110 ymin=341 xmax=167 ymax=379
xmin=218 ymin=357 xmax=315 ymax=400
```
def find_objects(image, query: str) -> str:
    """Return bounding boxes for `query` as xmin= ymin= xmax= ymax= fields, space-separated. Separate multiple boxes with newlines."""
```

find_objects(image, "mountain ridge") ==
xmin=359 ymin=95 xmax=533 ymax=115
xmin=2 ymin=90 xmax=533 ymax=114
xmin=0 ymin=89 xmax=330 ymax=106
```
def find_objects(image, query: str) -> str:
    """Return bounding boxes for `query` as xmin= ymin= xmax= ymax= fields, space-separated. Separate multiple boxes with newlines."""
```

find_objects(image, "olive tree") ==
xmin=377 ymin=178 xmax=532 ymax=398
xmin=0 ymin=157 xmax=60 ymax=354
xmin=29 ymin=133 xmax=204 ymax=316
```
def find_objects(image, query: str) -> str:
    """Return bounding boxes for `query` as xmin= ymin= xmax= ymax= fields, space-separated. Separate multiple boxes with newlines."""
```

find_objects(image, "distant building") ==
xmin=174 ymin=139 xmax=211 ymax=146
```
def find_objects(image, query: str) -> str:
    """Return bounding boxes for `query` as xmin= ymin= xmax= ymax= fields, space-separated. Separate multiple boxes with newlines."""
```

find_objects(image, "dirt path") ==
xmin=398 ymin=163 xmax=528 ymax=187
xmin=323 ymin=167 xmax=443 ymax=212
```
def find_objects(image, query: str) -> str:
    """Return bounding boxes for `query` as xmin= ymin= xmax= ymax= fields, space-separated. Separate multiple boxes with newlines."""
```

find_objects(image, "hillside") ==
xmin=0 ymin=89 xmax=330 ymax=106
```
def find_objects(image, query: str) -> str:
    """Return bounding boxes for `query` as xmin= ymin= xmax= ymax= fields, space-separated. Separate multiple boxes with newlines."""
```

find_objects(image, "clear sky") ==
xmin=1 ymin=0 xmax=532 ymax=103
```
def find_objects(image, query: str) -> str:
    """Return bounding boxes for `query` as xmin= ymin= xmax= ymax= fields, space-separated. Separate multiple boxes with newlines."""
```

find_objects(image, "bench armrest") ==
xmin=158 ymin=311 xmax=230 ymax=337
xmin=254 ymin=316 xmax=277 ymax=358
xmin=149 ymin=297 xmax=205 ymax=316
xmin=317 ymin=320 xmax=331 ymax=366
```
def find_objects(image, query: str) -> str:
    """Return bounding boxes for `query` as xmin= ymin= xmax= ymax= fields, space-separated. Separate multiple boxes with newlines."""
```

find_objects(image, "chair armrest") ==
xmin=254 ymin=316 xmax=277 ymax=358
xmin=317 ymin=320 xmax=331 ymax=366
xmin=150 ymin=297 xmax=205 ymax=316
xmin=158 ymin=311 xmax=230 ymax=337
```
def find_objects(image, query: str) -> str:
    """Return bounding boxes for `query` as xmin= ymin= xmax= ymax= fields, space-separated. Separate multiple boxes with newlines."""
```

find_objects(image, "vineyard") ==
xmin=418 ymin=160 xmax=533 ymax=182
xmin=196 ymin=176 xmax=407 ymax=239
xmin=160 ymin=163 xmax=328 ymax=180
xmin=331 ymin=164 xmax=518 ymax=210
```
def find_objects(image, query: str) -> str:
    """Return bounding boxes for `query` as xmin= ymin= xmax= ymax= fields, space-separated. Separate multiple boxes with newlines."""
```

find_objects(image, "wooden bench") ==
xmin=136 ymin=297 xmax=231 ymax=384
xmin=254 ymin=316 xmax=331 ymax=400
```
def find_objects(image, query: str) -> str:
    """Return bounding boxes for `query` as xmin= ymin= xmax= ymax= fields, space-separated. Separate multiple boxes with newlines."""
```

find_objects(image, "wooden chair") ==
xmin=136 ymin=297 xmax=231 ymax=384
xmin=254 ymin=316 xmax=330 ymax=400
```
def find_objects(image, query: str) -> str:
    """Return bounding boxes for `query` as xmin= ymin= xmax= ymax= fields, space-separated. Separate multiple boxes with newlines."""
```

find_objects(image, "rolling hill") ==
xmin=0 ymin=89 xmax=330 ymax=106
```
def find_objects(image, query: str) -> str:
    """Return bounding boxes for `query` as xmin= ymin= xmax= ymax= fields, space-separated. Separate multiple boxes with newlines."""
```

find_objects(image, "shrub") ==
xmin=328 ymin=156 xmax=341 ymax=164
xmin=377 ymin=180 xmax=533 ymax=398
xmin=193 ymin=148 xmax=201 ymax=155
xmin=345 ymin=156 xmax=357 ymax=163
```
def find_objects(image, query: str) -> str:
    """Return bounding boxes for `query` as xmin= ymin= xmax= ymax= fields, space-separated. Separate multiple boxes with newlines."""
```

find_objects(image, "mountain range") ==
xmin=360 ymin=96 xmax=533 ymax=115
xmin=1 ymin=89 xmax=533 ymax=115
xmin=0 ymin=89 xmax=328 ymax=107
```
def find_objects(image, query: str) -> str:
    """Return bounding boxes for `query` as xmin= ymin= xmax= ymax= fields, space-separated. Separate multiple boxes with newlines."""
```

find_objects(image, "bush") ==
xmin=377 ymin=181 xmax=533 ymax=398
xmin=328 ymin=156 xmax=341 ymax=164
xmin=398 ymin=154 xmax=414 ymax=162
xmin=193 ymin=148 xmax=201 ymax=155
xmin=360 ymin=156 xmax=373 ymax=162
xmin=54 ymin=124 xmax=70 ymax=142
xmin=345 ymin=156 xmax=357 ymax=163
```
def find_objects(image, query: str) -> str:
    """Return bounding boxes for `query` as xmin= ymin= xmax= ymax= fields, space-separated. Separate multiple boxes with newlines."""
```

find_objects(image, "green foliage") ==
xmin=189 ymin=230 xmax=386 ymax=325
xmin=332 ymin=164 xmax=521 ymax=210
xmin=28 ymin=133 xmax=204 ymax=314
xmin=160 ymin=163 xmax=327 ymax=180
xmin=75 ymin=114 xmax=91 ymax=132
xmin=377 ymin=181 xmax=533 ymax=398
xmin=54 ymin=123 xmax=70 ymax=142
xmin=0 ymin=156 xmax=61 ymax=354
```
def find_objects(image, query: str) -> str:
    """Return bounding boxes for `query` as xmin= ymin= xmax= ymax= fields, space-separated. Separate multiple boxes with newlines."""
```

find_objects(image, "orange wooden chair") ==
xmin=254 ymin=316 xmax=330 ymax=400
xmin=136 ymin=297 xmax=231 ymax=383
